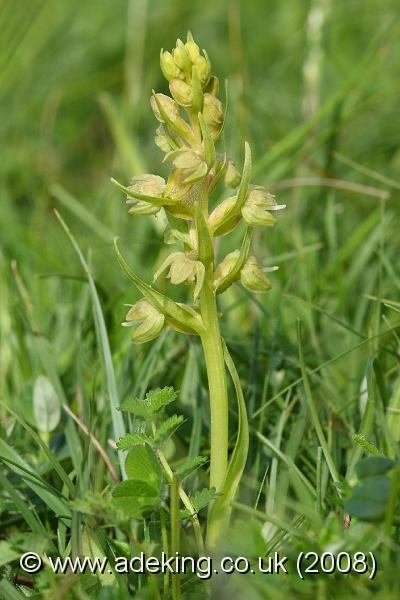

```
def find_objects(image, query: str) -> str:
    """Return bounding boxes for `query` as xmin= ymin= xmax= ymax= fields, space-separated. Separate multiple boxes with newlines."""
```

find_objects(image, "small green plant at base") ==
xmin=112 ymin=32 xmax=284 ymax=552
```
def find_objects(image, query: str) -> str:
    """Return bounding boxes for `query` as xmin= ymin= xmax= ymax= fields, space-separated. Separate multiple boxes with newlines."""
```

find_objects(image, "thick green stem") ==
xmin=170 ymin=475 xmax=181 ymax=600
xmin=199 ymin=270 xmax=229 ymax=546
xmin=194 ymin=182 xmax=229 ymax=547
xmin=156 ymin=444 xmax=205 ymax=554
xmin=159 ymin=508 xmax=170 ymax=599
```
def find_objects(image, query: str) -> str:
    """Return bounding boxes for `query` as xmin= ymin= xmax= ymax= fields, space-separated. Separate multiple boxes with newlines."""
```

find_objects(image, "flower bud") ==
xmin=151 ymin=94 xmax=197 ymax=145
xmin=224 ymin=161 xmax=241 ymax=188
xmin=173 ymin=39 xmax=192 ymax=74
xmin=169 ymin=79 xmax=193 ymax=107
xmin=213 ymin=250 xmax=240 ymax=290
xmin=185 ymin=31 xmax=200 ymax=62
xmin=150 ymin=94 xmax=180 ymax=123
xmin=160 ymin=50 xmax=182 ymax=81
xmin=122 ymin=299 xmax=165 ymax=344
xmin=164 ymin=225 xmax=191 ymax=247
xmin=240 ymin=256 xmax=272 ymax=293
xmin=203 ymin=93 xmax=223 ymax=127
xmin=194 ymin=55 xmax=211 ymax=87
xmin=202 ymin=93 xmax=223 ymax=139
xmin=190 ymin=64 xmax=204 ymax=112
xmin=163 ymin=221 xmax=197 ymax=249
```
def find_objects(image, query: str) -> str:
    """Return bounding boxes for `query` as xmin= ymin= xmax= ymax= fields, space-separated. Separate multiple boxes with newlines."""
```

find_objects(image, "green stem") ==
xmin=156 ymin=445 xmax=205 ymax=554
xmin=170 ymin=475 xmax=181 ymax=600
xmin=194 ymin=181 xmax=229 ymax=547
xmin=199 ymin=270 xmax=229 ymax=547
xmin=159 ymin=507 xmax=170 ymax=600
xmin=200 ymin=274 xmax=229 ymax=491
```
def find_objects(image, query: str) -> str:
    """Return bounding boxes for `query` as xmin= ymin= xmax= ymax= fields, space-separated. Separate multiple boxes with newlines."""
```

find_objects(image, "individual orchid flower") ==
xmin=241 ymin=186 xmax=286 ymax=227
xmin=240 ymin=255 xmax=272 ymax=293
xmin=164 ymin=148 xmax=208 ymax=184
xmin=153 ymin=251 xmax=205 ymax=300
xmin=126 ymin=174 xmax=166 ymax=216
xmin=122 ymin=299 xmax=165 ymax=344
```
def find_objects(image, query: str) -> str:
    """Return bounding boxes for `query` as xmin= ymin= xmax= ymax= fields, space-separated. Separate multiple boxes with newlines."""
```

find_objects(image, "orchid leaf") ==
xmin=215 ymin=228 xmax=252 ymax=294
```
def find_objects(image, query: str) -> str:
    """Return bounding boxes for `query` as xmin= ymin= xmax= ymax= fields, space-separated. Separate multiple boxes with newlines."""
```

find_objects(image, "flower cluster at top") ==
xmin=115 ymin=33 xmax=285 ymax=343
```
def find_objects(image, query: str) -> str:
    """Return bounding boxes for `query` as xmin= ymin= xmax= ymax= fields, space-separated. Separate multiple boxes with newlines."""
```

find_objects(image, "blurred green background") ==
xmin=1 ymin=0 xmax=400 ymax=596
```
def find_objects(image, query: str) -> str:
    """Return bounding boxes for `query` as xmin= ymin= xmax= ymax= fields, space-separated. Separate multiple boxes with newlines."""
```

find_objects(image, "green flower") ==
xmin=240 ymin=256 xmax=272 ymax=293
xmin=151 ymin=93 xmax=197 ymax=145
xmin=202 ymin=93 xmax=223 ymax=139
xmin=241 ymin=186 xmax=285 ymax=227
xmin=173 ymin=39 xmax=192 ymax=74
xmin=160 ymin=49 xmax=183 ymax=81
xmin=185 ymin=31 xmax=200 ymax=62
xmin=153 ymin=251 xmax=205 ymax=300
xmin=224 ymin=161 xmax=241 ymax=188
xmin=169 ymin=79 xmax=193 ymax=107
xmin=150 ymin=94 xmax=180 ymax=123
xmin=194 ymin=55 xmax=211 ymax=87
xmin=164 ymin=148 xmax=208 ymax=184
xmin=122 ymin=300 xmax=165 ymax=344
xmin=126 ymin=175 xmax=166 ymax=215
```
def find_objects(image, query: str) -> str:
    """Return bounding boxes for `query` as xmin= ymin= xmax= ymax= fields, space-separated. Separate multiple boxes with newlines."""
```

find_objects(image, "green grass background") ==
xmin=1 ymin=0 xmax=400 ymax=598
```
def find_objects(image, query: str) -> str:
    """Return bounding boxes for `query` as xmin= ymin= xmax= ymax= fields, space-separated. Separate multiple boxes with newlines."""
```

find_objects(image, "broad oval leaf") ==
xmin=344 ymin=475 xmax=391 ymax=521
xmin=355 ymin=456 xmax=397 ymax=480
xmin=33 ymin=375 xmax=61 ymax=433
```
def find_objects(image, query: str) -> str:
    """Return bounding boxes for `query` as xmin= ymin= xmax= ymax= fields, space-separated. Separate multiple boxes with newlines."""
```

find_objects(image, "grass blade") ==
xmin=297 ymin=319 xmax=341 ymax=491
xmin=50 ymin=183 xmax=115 ymax=243
xmin=54 ymin=209 xmax=126 ymax=476
xmin=0 ymin=439 xmax=70 ymax=518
